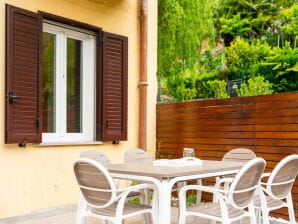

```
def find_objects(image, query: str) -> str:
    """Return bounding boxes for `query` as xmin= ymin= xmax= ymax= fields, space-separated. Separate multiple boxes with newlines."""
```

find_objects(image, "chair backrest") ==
xmin=74 ymin=157 xmax=116 ymax=208
xmin=229 ymin=157 xmax=266 ymax=209
xmin=222 ymin=148 xmax=256 ymax=162
xmin=79 ymin=150 xmax=111 ymax=165
xmin=124 ymin=148 xmax=152 ymax=163
xmin=267 ymin=154 xmax=298 ymax=199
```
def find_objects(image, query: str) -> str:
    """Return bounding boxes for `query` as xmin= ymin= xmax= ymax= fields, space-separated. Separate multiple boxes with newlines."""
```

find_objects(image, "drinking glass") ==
xmin=183 ymin=148 xmax=194 ymax=157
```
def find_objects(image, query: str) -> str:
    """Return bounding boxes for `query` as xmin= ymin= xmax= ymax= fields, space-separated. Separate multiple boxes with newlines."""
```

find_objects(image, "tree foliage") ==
xmin=208 ymin=80 xmax=230 ymax=98
xmin=257 ymin=43 xmax=298 ymax=92
xmin=158 ymin=0 xmax=216 ymax=77
xmin=157 ymin=0 xmax=298 ymax=101
xmin=224 ymin=38 xmax=273 ymax=80
xmin=237 ymin=76 xmax=273 ymax=96
xmin=158 ymin=0 xmax=217 ymax=101
xmin=214 ymin=0 xmax=295 ymax=45
xmin=279 ymin=4 xmax=298 ymax=47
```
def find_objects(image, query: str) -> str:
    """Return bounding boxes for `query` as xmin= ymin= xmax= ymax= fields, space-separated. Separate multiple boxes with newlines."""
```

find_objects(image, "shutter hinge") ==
xmin=8 ymin=91 xmax=21 ymax=104
xmin=35 ymin=118 xmax=40 ymax=133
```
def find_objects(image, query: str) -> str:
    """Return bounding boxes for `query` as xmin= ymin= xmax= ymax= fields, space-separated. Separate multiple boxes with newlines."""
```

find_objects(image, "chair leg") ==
xmin=248 ymin=203 xmax=257 ymax=224
xmin=150 ymin=213 xmax=156 ymax=224
xmin=177 ymin=181 xmax=186 ymax=193
xmin=80 ymin=217 xmax=87 ymax=224
xmin=260 ymin=207 xmax=270 ymax=224
xmin=195 ymin=179 xmax=202 ymax=205
xmin=139 ymin=189 xmax=146 ymax=204
xmin=255 ymin=208 xmax=261 ymax=224
xmin=194 ymin=180 xmax=202 ymax=224
xmin=193 ymin=216 xmax=200 ymax=224
xmin=178 ymin=214 xmax=185 ymax=224
xmin=144 ymin=190 xmax=152 ymax=224
xmin=249 ymin=215 xmax=256 ymax=224
xmin=257 ymin=188 xmax=269 ymax=224
xmin=286 ymin=194 xmax=296 ymax=224
xmin=114 ymin=218 xmax=124 ymax=224
xmin=178 ymin=191 xmax=187 ymax=224
xmin=76 ymin=193 xmax=87 ymax=224
xmin=142 ymin=214 xmax=151 ymax=224
xmin=139 ymin=189 xmax=151 ymax=224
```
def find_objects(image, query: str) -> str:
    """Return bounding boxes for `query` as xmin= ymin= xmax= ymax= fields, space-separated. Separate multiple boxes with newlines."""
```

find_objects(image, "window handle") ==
xmin=8 ymin=91 xmax=21 ymax=104
xmin=106 ymin=120 xmax=110 ymax=128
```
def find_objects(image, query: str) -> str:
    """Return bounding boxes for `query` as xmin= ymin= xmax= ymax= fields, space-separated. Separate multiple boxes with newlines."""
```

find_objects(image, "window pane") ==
xmin=67 ymin=38 xmax=82 ymax=133
xmin=42 ymin=32 xmax=56 ymax=133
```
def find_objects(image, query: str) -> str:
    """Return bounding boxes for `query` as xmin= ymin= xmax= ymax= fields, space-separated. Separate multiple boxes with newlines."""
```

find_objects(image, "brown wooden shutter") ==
xmin=5 ymin=5 xmax=42 ymax=144
xmin=101 ymin=32 xmax=128 ymax=141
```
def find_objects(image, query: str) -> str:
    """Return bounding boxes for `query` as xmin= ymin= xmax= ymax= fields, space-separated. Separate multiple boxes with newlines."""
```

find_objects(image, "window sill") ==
xmin=33 ymin=141 xmax=105 ymax=147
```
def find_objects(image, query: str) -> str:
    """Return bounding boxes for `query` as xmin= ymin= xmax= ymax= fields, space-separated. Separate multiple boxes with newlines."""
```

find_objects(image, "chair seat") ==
xmin=187 ymin=202 xmax=245 ymax=218
xmin=92 ymin=202 xmax=152 ymax=216
xmin=253 ymin=194 xmax=283 ymax=208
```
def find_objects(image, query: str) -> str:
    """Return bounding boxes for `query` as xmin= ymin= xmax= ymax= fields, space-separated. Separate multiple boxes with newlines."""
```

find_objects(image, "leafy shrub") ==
xmin=256 ymin=43 xmax=298 ymax=92
xmin=219 ymin=14 xmax=250 ymax=39
xmin=166 ymin=68 xmax=198 ymax=101
xmin=208 ymin=80 xmax=229 ymax=99
xmin=237 ymin=76 xmax=273 ymax=97
xmin=195 ymin=72 xmax=218 ymax=99
xmin=225 ymin=38 xmax=273 ymax=81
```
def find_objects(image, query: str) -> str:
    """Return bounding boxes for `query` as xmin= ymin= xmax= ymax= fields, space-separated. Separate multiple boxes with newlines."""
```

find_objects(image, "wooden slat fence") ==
xmin=156 ymin=92 xmax=298 ymax=220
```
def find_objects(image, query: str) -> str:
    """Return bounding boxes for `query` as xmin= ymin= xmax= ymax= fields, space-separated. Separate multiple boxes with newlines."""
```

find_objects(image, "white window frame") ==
xmin=42 ymin=23 xmax=96 ymax=143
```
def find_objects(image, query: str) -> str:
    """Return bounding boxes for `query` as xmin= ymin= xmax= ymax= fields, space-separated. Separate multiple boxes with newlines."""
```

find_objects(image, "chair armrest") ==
xmin=218 ymin=177 xmax=233 ymax=183
xmin=214 ymin=177 xmax=233 ymax=194
xmin=179 ymin=184 xmax=227 ymax=197
xmin=116 ymin=183 xmax=154 ymax=195
xmin=215 ymin=177 xmax=233 ymax=187
xmin=178 ymin=184 xmax=228 ymax=213
xmin=115 ymin=183 xmax=156 ymax=213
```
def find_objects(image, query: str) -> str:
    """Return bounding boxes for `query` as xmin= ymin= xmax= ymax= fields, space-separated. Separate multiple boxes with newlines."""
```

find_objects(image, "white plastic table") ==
xmin=105 ymin=160 xmax=244 ymax=224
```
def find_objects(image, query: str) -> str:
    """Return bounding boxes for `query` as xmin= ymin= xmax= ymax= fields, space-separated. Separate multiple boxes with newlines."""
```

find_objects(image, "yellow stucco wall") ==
xmin=0 ymin=0 xmax=157 ymax=218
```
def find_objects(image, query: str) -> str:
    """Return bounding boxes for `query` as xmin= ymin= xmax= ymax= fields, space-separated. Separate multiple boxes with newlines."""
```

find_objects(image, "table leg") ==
xmin=157 ymin=179 xmax=172 ymax=224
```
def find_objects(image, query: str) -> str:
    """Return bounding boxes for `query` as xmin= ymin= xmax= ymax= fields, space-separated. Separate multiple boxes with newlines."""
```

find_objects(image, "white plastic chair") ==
xmin=214 ymin=148 xmax=257 ymax=193
xmin=80 ymin=150 xmax=112 ymax=164
xmin=221 ymin=148 xmax=257 ymax=162
xmin=74 ymin=157 xmax=158 ymax=224
xmin=178 ymin=157 xmax=266 ymax=224
xmin=124 ymin=148 xmax=153 ymax=205
xmin=124 ymin=148 xmax=161 ymax=224
xmin=77 ymin=150 xmax=146 ymax=224
xmin=254 ymin=154 xmax=298 ymax=224
xmin=124 ymin=148 xmax=153 ymax=164
xmin=76 ymin=150 xmax=113 ymax=224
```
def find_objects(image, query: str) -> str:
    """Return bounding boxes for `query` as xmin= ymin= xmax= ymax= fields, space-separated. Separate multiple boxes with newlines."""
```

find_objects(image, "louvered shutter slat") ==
xmin=5 ymin=5 xmax=42 ymax=144
xmin=102 ymin=32 xmax=128 ymax=141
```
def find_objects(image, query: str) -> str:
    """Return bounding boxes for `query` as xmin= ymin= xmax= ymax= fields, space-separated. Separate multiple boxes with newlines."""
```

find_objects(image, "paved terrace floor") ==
xmin=0 ymin=205 xmax=287 ymax=224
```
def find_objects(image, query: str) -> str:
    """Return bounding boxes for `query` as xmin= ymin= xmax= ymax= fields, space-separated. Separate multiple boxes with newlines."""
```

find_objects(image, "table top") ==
xmin=106 ymin=160 xmax=245 ymax=179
